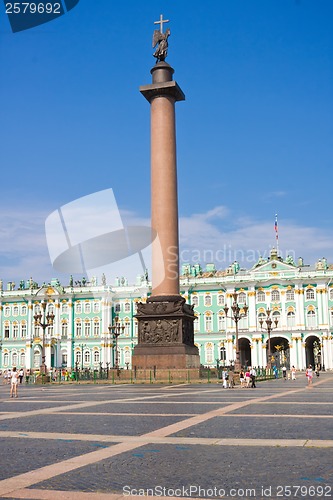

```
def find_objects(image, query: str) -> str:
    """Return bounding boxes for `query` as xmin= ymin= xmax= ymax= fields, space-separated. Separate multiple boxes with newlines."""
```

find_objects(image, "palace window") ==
xmin=34 ymin=304 xmax=41 ymax=315
xmin=75 ymin=302 xmax=82 ymax=314
xmin=258 ymin=312 xmax=266 ymax=326
xmin=205 ymin=315 xmax=212 ymax=332
xmin=20 ymin=352 xmax=25 ymax=366
xmin=191 ymin=295 xmax=199 ymax=307
xmin=287 ymin=311 xmax=296 ymax=328
xmin=124 ymin=349 xmax=131 ymax=366
xmin=61 ymin=323 xmax=68 ymax=338
xmin=205 ymin=344 xmax=214 ymax=364
xmin=13 ymin=324 xmax=18 ymax=339
xmin=48 ymin=326 xmax=54 ymax=337
xmin=330 ymin=289 xmax=333 ymax=301
xmin=306 ymin=289 xmax=315 ymax=300
xmin=21 ymin=305 xmax=27 ymax=315
xmin=204 ymin=295 xmax=212 ymax=307
xmin=75 ymin=351 xmax=82 ymax=365
xmin=62 ymin=303 xmax=68 ymax=314
xmin=93 ymin=321 xmax=100 ymax=337
xmin=13 ymin=306 xmax=18 ymax=316
xmin=271 ymin=290 xmax=280 ymax=302
xmin=124 ymin=302 xmax=131 ymax=313
xmin=93 ymin=350 xmax=100 ymax=364
xmin=239 ymin=315 xmax=247 ymax=329
xmin=21 ymin=323 xmax=27 ymax=338
xmin=12 ymin=352 xmax=18 ymax=366
xmin=84 ymin=350 xmax=90 ymax=364
xmin=286 ymin=289 xmax=295 ymax=301
xmin=4 ymin=306 xmax=10 ymax=317
xmin=218 ymin=315 xmax=226 ymax=331
xmin=257 ymin=291 xmax=265 ymax=302
xmin=84 ymin=322 xmax=91 ymax=337
xmin=75 ymin=322 xmax=82 ymax=337
xmin=194 ymin=316 xmax=199 ymax=332
xmin=93 ymin=301 xmax=100 ymax=313
xmin=238 ymin=292 xmax=246 ymax=304
xmin=124 ymin=321 xmax=131 ymax=336
xmin=48 ymin=304 xmax=54 ymax=314
xmin=3 ymin=352 xmax=9 ymax=366
xmin=84 ymin=302 xmax=91 ymax=314
xmin=217 ymin=294 xmax=225 ymax=306
xmin=307 ymin=310 xmax=316 ymax=328
xmin=114 ymin=303 xmax=121 ymax=313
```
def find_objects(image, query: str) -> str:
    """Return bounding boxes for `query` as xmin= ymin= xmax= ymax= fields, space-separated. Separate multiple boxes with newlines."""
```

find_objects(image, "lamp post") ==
xmin=33 ymin=302 xmax=54 ymax=375
xmin=259 ymin=309 xmax=278 ymax=370
xmin=79 ymin=343 xmax=87 ymax=370
xmin=108 ymin=319 xmax=125 ymax=369
xmin=223 ymin=292 xmax=248 ymax=372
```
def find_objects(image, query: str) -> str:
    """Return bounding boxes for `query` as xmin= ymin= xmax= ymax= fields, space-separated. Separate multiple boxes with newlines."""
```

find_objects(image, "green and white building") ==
xmin=1 ymin=248 xmax=333 ymax=372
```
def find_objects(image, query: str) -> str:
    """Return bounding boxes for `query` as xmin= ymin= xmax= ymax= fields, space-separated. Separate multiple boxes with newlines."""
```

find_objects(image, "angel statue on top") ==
xmin=152 ymin=27 xmax=170 ymax=62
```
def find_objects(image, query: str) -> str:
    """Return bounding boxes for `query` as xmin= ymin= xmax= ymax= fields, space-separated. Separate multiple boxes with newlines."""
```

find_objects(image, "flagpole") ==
xmin=275 ymin=214 xmax=279 ymax=256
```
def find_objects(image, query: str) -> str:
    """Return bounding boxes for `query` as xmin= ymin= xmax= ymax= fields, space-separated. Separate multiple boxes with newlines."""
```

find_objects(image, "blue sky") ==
xmin=0 ymin=0 xmax=332 ymax=285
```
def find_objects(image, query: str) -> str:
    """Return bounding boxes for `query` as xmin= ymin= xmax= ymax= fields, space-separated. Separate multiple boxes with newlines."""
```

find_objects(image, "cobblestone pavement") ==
xmin=0 ymin=374 xmax=332 ymax=499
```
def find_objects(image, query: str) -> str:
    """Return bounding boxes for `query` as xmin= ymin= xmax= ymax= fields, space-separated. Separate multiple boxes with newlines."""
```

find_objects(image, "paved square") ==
xmin=0 ymin=375 xmax=332 ymax=499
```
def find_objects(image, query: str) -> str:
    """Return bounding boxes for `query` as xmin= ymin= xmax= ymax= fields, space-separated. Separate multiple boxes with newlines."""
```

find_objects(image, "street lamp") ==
xmin=33 ymin=302 xmax=55 ymax=375
xmin=79 ymin=343 xmax=87 ymax=370
xmin=259 ymin=309 xmax=278 ymax=370
xmin=223 ymin=292 xmax=248 ymax=372
xmin=108 ymin=319 xmax=125 ymax=369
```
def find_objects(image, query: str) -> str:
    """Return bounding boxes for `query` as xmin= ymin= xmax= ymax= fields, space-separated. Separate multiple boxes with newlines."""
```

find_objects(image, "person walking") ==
xmin=228 ymin=370 xmax=234 ymax=389
xmin=222 ymin=369 xmax=228 ymax=389
xmin=306 ymin=365 xmax=313 ymax=387
xmin=282 ymin=366 xmax=287 ymax=381
xmin=18 ymin=368 xmax=24 ymax=384
xmin=10 ymin=367 xmax=19 ymax=398
xmin=250 ymin=366 xmax=257 ymax=388
xmin=291 ymin=365 xmax=296 ymax=380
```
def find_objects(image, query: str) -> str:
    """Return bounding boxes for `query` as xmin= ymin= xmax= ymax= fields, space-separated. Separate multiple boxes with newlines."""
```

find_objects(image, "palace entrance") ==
xmin=239 ymin=338 xmax=251 ymax=368
xmin=270 ymin=337 xmax=290 ymax=369
xmin=305 ymin=335 xmax=322 ymax=369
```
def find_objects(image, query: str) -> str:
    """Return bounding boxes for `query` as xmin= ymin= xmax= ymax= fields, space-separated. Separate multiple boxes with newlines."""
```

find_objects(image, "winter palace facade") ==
xmin=1 ymin=248 xmax=333 ymax=372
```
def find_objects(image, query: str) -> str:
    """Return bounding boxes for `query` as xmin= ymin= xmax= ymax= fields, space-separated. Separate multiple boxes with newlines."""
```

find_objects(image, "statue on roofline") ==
xmin=153 ymin=27 xmax=170 ymax=62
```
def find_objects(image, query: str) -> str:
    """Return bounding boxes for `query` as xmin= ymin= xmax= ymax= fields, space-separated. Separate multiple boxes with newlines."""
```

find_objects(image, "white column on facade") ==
xmin=262 ymin=344 xmax=267 ymax=367
xmin=297 ymin=289 xmax=305 ymax=329
xmin=280 ymin=289 xmax=287 ymax=329
xmin=26 ymin=300 xmax=33 ymax=370
xmin=67 ymin=300 xmax=73 ymax=369
xmin=301 ymin=341 xmax=306 ymax=370
xmin=248 ymin=290 xmax=256 ymax=332
xmin=321 ymin=289 xmax=329 ymax=326
xmin=290 ymin=337 xmax=297 ymax=369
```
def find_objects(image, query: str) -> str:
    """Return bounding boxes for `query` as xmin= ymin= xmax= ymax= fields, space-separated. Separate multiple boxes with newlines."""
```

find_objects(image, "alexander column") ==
xmin=132 ymin=16 xmax=200 ymax=370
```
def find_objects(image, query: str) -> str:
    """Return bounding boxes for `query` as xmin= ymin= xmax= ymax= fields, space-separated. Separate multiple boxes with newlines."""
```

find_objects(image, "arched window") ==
xmin=134 ymin=320 xmax=138 ymax=336
xmin=33 ymin=350 xmax=40 ymax=368
xmin=191 ymin=295 xmax=199 ymax=307
xmin=257 ymin=312 xmax=266 ymax=326
xmin=4 ymin=326 xmax=9 ymax=339
xmin=271 ymin=290 xmax=280 ymax=302
xmin=84 ymin=321 xmax=91 ymax=337
xmin=21 ymin=305 xmax=27 ymax=315
xmin=287 ymin=311 xmax=295 ymax=328
xmin=21 ymin=322 xmax=27 ymax=338
xmin=286 ymin=289 xmax=294 ymax=301
xmin=238 ymin=292 xmax=246 ymax=304
xmin=204 ymin=294 xmax=212 ymax=307
xmin=330 ymin=289 xmax=333 ymax=301
xmin=205 ymin=343 xmax=214 ymax=364
xmin=124 ymin=349 xmax=131 ymax=366
xmin=124 ymin=302 xmax=131 ymax=313
xmin=194 ymin=316 xmax=199 ymax=332
xmin=272 ymin=311 xmax=280 ymax=328
xmin=75 ymin=321 xmax=82 ymax=337
xmin=3 ymin=352 xmax=9 ymax=366
xmin=93 ymin=321 xmax=100 ymax=337
xmin=84 ymin=302 xmax=91 ymax=314
xmin=307 ymin=310 xmax=316 ymax=327
xmin=306 ymin=288 xmax=315 ymax=300
xmin=84 ymin=350 xmax=90 ymax=364
xmin=93 ymin=350 xmax=100 ymax=364
xmin=34 ymin=304 xmax=41 ymax=315
xmin=12 ymin=352 xmax=18 ymax=366
xmin=48 ymin=304 xmax=54 ymax=314
xmin=239 ymin=314 xmax=247 ymax=329
xmin=257 ymin=291 xmax=265 ymax=302
xmin=13 ymin=306 xmax=19 ymax=316
xmin=20 ymin=352 xmax=25 ymax=366
xmin=13 ymin=323 xmax=19 ymax=339
xmin=75 ymin=350 xmax=82 ymax=364
xmin=48 ymin=325 xmax=54 ymax=337
xmin=93 ymin=301 xmax=100 ymax=313
xmin=75 ymin=302 xmax=82 ymax=314
xmin=218 ymin=314 xmax=226 ymax=331
xmin=205 ymin=314 xmax=212 ymax=332
xmin=217 ymin=294 xmax=225 ymax=306
xmin=4 ymin=306 xmax=10 ymax=317
xmin=124 ymin=320 xmax=131 ymax=336
xmin=62 ymin=302 xmax=68 ymax=314
xmin=114 ymin=303 xmax=121 ymax=313
xmin=61 ymin=322 xmax=68 ymax=338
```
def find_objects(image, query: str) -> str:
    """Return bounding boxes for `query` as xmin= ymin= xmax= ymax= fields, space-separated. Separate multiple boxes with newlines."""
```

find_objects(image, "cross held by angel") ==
xmin=152 ymin=14 xmax=170 ymax=62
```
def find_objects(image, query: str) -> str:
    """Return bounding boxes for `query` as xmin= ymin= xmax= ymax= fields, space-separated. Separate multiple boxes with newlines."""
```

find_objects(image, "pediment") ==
xmin=252 ymin=260 xmax=297 ymax=274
